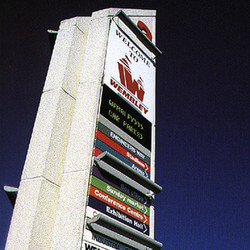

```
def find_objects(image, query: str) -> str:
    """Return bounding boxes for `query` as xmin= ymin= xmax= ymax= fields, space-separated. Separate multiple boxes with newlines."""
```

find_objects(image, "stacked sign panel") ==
xmin=85 ymin=20 xmax=156 ymax=247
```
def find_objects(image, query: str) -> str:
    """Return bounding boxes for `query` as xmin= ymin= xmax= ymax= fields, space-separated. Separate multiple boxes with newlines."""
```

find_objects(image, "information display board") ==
xmin=100 ymin=85 xmax=152 ymax=151
xmin=103 ymin=21 xmax=155 ymax=123
xmin=84 ymin=16 xmax=159 ymax=249
xmin=87 ymin=166 xmax=150 ymax=235
xmin=5 ymin=8 xmax=161 ymax=250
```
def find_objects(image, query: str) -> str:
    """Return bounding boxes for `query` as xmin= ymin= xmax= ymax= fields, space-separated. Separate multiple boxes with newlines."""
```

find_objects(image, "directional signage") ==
xmin=88 ymin=187 xmax=149 ymax=234
xmin=93 ymin=128 xmax=150 ymax=179
xmin=91 ymin=166 xmax=151 ymax=207
xmin=85 ymin=16 xmax=158 ymax=247
xmin=88 ymin=171 xmax=150 ymax=235
xmin=97 ymin=122 xmax=151 ymax=165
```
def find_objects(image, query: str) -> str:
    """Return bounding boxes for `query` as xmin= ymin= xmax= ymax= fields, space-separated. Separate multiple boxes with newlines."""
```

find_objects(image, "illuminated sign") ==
xmin=100 ymin=85 xmax=151 ymax=150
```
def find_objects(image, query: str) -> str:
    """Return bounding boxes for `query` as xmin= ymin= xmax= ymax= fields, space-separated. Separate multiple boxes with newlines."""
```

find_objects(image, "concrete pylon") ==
xmin=6 ymin=8 xmax=162 ymax=249
xmin=5 ymin=16 xmax=91 ymax=249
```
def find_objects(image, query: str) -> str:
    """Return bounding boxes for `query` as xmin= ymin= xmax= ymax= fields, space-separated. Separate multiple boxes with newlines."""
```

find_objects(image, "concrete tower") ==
xmin=6 ymin=8 xmax=162 ymax=249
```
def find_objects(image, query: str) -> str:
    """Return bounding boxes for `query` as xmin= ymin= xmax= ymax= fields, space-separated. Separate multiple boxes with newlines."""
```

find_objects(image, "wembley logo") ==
xmin=105 ymin=21 xmax=155 ymax=118
xmin=109 ymin=55 xmax=148 ymax=115
xmin=118 ymin=55 xmax=145 ymax=102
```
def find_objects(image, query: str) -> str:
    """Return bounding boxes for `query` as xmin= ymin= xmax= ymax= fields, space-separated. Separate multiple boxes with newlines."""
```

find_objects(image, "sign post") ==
xmin=6 ymin=8 xmax=162 ymax=249
xmin=82 ymin=9 xmax=162 ymax=249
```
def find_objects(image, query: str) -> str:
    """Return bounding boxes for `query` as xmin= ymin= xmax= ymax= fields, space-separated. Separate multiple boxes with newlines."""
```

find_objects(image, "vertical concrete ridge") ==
xmin=79 ymin=15 xmax=111 ymax=84
xmin=21 ymin=89 xmax=61 ymax=181
xmin=43 ymin=16 xmax=91 ymax=98
xmin=28 ymin=178 xmax=60 ymax=249
xmin=5 ymin=177 xmax=60 ymax=250
xmin=51 ymin=11 xmax=112 ymax=248
xmin=43 ymin=19 xmax=75 ymax=92
xmin=20 ymin=88 xmax=75 ymax=186
xmin=6 ymin=16 xmax=91 ymax=249
xmin=51 ymin=170 xmax=89 ymax=249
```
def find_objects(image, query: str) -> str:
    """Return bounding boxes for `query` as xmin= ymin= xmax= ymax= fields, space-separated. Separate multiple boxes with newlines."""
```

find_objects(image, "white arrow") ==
xmin=143 ymin=205 xmax=148 ymax=215
xmin=144 ymin=163 xmax=149 ymax=172
xmin=143 ymin=223 xmax=148 ymax=234
xmin=143 ymin=214 xmax=147 ymax=224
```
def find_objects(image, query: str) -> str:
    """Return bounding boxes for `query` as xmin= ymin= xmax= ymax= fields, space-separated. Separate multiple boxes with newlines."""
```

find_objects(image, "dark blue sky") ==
xmin=1 ymin=0 xmax=248 ymax=249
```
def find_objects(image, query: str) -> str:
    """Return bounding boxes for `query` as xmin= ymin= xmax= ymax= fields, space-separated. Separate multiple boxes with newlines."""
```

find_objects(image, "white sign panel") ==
xmin=103 ymin=21 xmax=155 ymax=123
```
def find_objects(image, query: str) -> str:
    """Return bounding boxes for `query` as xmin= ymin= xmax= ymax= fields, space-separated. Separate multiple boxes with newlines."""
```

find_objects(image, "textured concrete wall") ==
xmin=5 ymin=17 xmax=90 ymax=249
xmin=50 ymin=9 xmax=112 ymax=249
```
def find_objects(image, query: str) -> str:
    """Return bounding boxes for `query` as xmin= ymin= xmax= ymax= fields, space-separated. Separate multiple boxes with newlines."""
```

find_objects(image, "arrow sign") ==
xmin=143 ymin=223 xmax=148 ymax=234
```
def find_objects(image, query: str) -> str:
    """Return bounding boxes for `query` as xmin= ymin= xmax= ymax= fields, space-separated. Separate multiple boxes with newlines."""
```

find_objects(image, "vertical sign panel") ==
xmin=103 ymin=21 xmax=155 ymax=123
xmin=85 ymin=18 xmax=156 ymax=246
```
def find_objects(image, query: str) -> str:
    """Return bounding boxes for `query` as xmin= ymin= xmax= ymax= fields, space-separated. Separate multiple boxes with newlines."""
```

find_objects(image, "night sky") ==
xmin=0 ymin=0 xmax=249 ymax=249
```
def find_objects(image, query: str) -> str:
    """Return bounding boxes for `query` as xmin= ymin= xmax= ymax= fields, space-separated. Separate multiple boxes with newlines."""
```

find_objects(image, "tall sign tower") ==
xmin=6 ymin=8 xmax=162 ymax=249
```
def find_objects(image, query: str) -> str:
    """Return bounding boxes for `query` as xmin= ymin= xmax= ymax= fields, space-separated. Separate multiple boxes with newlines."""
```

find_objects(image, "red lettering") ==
xmin=118 ymin=57 xmax=145 ymax=102
xmin=110 ymin=79 xmax=119 ymax=88
xmin=137 ymin=21 xmax=152 ymax=41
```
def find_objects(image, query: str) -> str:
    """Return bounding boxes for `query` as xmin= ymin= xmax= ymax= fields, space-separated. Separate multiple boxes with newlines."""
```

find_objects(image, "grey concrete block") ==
xmin=51 ymin=171 xmax=89 ymax=249
xmin=79 ymin=16 xmax=110 ymax=84
xmin=43 ymin=17 xmax=91 ymax=98
xmin=63 ymin=81 xmax=101 ymax=173
xmin=21 ymin=89 xmax=75 ymax=186
xmin=5 ymin=178 xmax=60 ymax=250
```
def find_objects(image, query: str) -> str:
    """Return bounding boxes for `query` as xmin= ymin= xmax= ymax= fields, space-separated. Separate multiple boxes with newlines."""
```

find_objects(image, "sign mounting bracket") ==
xmin=94 ymin=151 xmax=162 ymax=194
xmin=87 ymin=214 xmax=163 ymax=249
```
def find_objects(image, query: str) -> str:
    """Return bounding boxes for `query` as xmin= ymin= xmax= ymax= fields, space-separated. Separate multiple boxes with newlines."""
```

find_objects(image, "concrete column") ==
xmin=6 ymin=17 xmax=90 ymax=249
xmin=50 ymin=9 xmax=112 ymax=249
xmin=6 ymin=8 xmax=158 ymax=249
xmin=50 ymin=8 xmax=157 ymax=248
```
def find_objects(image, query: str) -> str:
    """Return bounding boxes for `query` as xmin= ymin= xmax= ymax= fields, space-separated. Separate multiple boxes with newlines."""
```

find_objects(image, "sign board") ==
xmin=84 ymin=13 xmax=160 ymax=249
xmin=103 ymin=21 xmax=155 ymax=123
xmin=87 ymin=167 xmax=150 ymax=235
xmin=5 ymin=8 xmax=161 ymax=250
xmin=100 ymin=85 xmax=152 ymax=151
